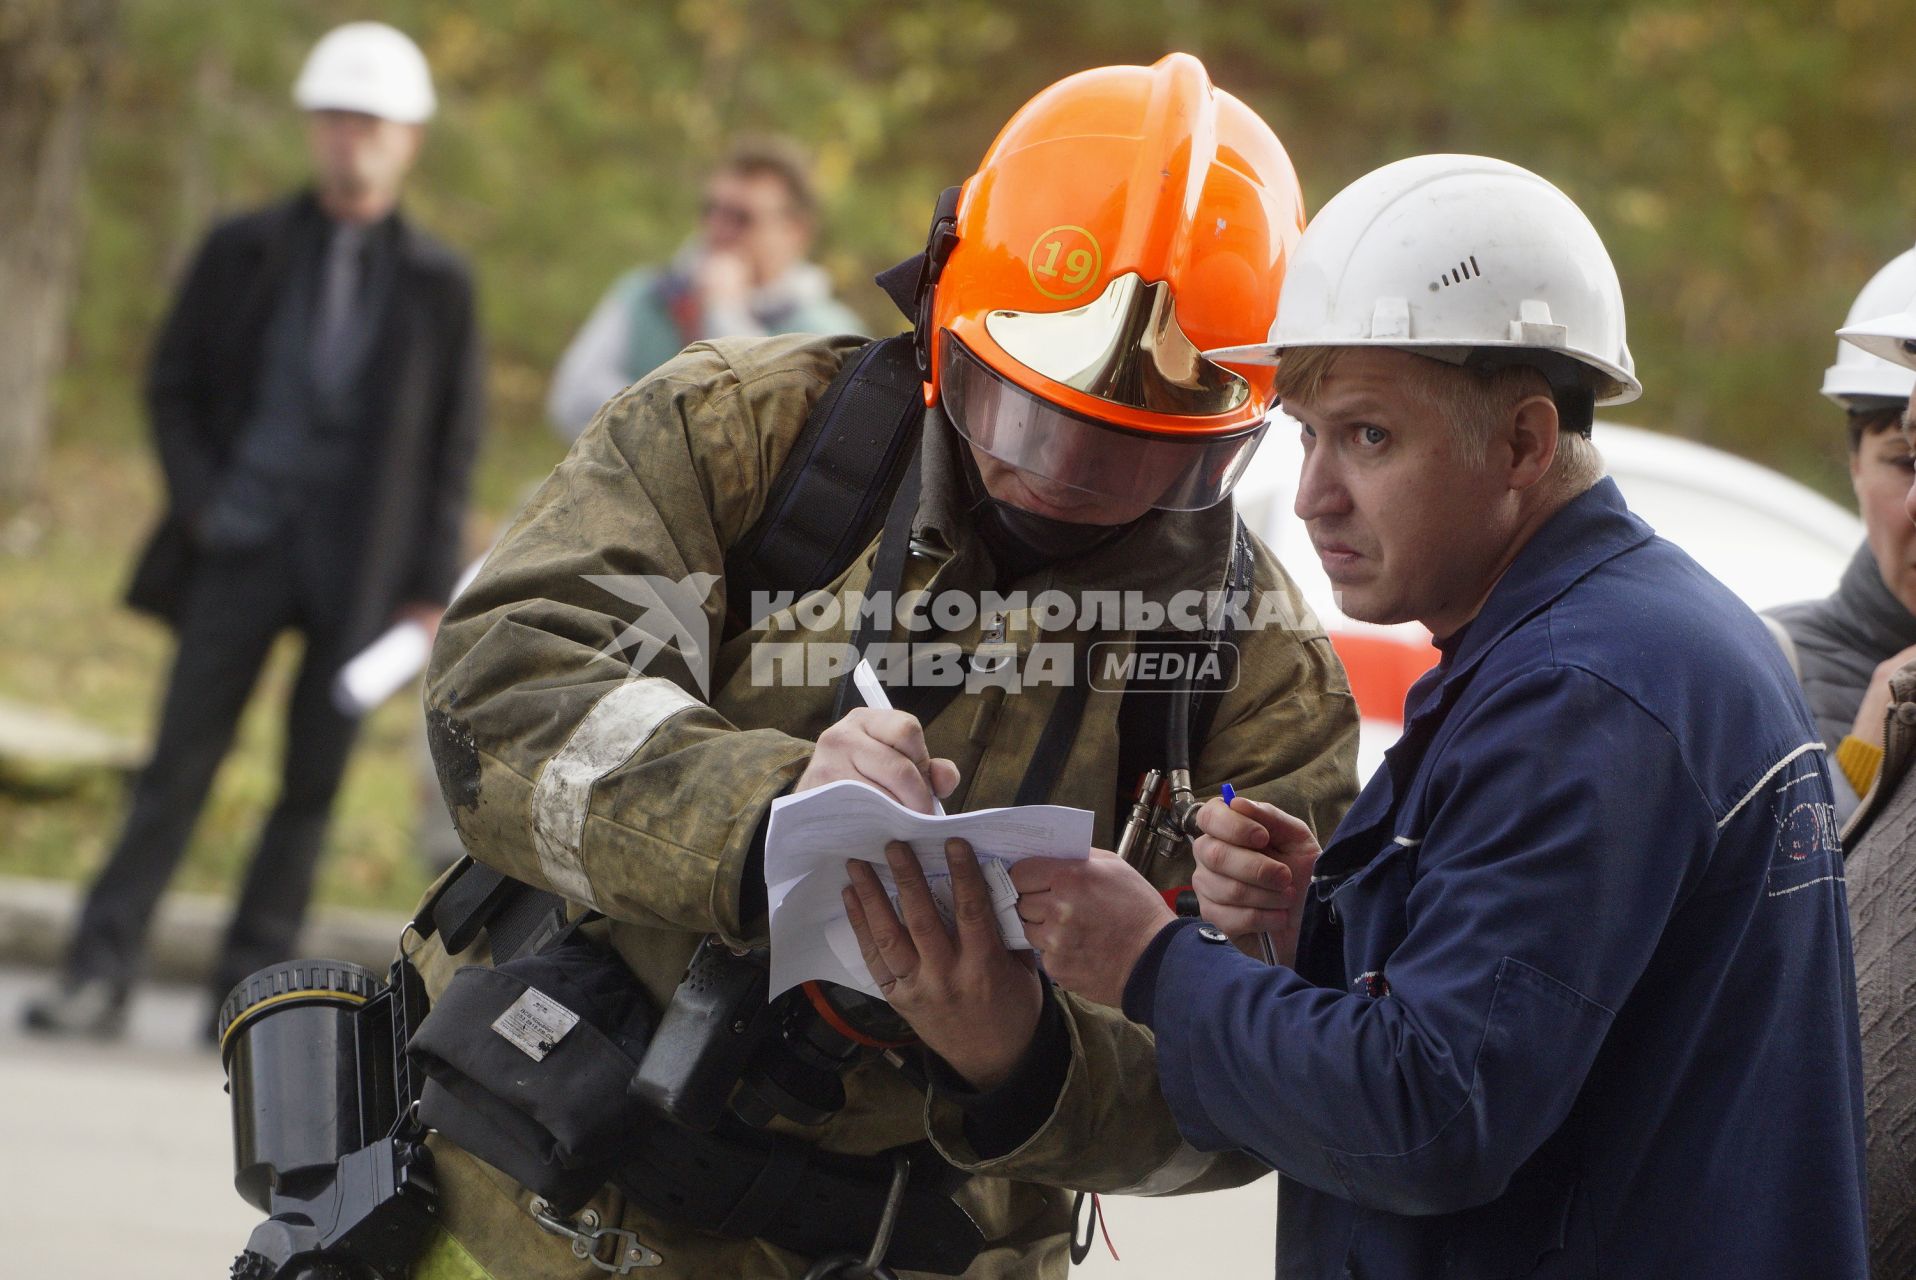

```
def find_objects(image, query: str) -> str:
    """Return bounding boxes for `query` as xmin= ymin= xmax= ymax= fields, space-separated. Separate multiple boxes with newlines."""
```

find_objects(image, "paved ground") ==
xmin=0 ymin=966 xmax=257 ymax=1280
xmin=1076 ymin=1174 xmax=1275 ymax=1277
xmin=0 ymin=963 xmax=1274 ymax=1277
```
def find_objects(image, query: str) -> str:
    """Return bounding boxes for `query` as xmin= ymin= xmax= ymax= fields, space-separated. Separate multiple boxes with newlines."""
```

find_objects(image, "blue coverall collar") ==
xmin=1421 ymin=477 xmax=1654 ymax=705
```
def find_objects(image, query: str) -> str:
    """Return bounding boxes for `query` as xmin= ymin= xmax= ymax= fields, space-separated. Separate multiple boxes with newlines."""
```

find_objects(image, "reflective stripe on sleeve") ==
xmin=531 ymin=676 xmax=701 ymax=906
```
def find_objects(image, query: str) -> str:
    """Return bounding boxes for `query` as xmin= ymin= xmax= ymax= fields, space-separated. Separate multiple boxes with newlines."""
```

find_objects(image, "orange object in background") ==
xmin=1326 ymin=629 xmax=1440 ymax=724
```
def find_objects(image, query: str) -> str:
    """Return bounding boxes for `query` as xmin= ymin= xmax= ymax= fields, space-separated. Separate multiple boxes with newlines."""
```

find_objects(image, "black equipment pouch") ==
xmin=409 ymin=923 xmax=657 ymax=1215
xmin=612 ymin=1125 xmax=985 ymax=1276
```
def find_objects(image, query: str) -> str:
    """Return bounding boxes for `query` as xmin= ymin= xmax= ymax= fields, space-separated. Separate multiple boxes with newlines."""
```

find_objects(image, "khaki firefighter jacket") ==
xmin=412 ymin=333 xmax=1358 ymax=1278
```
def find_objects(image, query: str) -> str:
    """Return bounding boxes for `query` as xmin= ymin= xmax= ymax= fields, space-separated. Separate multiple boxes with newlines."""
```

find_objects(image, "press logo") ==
xmin=1088 ymin=641 xmax=1240 ymax=694
xmin=586 ymin=573 xmax=1306 ymax=695
xmin=586 ymin=573 xmax=721 ymax=696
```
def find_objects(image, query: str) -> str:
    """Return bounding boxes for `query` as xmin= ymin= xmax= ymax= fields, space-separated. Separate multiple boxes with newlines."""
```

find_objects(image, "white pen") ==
xmin=852 ymin=657 xmax=946 ymax=816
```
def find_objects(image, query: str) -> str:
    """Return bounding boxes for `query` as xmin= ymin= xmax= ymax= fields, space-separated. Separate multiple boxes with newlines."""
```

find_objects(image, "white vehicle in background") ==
xmin=1079 ymin=423 xmax=1862 ymax=1279
xmin=1231 ymin=420 xmax=1864 ymax=778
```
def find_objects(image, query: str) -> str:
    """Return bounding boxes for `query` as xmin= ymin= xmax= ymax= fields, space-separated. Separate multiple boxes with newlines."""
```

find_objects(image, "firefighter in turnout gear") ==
xmin=406 ymin=55 xmax=1357 ymax=1279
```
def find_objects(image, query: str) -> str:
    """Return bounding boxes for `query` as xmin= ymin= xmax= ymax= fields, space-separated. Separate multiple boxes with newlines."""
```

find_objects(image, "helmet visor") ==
xmin=940 ymin=335 xmax=1267 ymax=512
xmin=984 ymin=273 xmax=1253 ymax=417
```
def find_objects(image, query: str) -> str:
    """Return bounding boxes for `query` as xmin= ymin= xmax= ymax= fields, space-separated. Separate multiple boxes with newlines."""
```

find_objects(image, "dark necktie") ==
xmin=310 ymin=223 xmax=366 ymax=395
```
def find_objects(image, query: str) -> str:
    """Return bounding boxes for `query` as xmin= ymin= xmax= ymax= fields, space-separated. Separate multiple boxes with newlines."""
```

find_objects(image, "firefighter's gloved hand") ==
xmin=1011 ymin=850 xmax=1174 ymax=1007
xmin=842 ymin=838 xmax=1042 ymax=1090
xmin=1192 ymin=796 xmax=1318 ymax=966
xmin=798 ymin=708 xmax=959 ymax=814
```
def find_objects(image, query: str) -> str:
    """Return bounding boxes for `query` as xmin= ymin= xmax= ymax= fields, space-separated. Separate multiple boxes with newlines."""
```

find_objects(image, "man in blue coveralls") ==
xmin=850 ymin=154 xmax=1871 ymax=1277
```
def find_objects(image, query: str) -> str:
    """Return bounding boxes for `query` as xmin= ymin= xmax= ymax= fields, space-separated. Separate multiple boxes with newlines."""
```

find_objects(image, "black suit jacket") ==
xmin=126 ymin=191 xmax=485 ymax=649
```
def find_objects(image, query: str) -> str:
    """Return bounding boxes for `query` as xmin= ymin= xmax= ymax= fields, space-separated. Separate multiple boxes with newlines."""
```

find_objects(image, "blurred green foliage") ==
xmin=10 ymin=0 xmax=1916 ymax=911
xmin=58 ymin=0 xmax=1916 ymax=497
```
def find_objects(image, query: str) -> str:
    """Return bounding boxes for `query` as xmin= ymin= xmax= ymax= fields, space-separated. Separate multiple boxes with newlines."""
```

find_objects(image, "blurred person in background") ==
xmin=1827 ymin=296 xmax=1916 ymax=1276
xmin=544 ymin=136 xmax=863 ymax=438
xmin=1768 ymin=244 xmax=1916 ymax=820
xmin=22 ymin=21 xmax=484 ymax=1040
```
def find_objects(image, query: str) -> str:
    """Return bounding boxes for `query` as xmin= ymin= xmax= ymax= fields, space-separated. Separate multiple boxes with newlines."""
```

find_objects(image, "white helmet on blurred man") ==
xmin=1839 ymin=284 xmax=1916 ymax=378
xmin=293 ymin=22 xmax=436 ymax=125
xmin=1824 ymin=245 xmax=1916 ymax=406
xmin=1209 ymin=153 xmax=1640 ymax=408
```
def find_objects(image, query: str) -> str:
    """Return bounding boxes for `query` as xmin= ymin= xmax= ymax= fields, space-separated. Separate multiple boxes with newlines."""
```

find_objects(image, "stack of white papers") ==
xmin=764 ymin=780 xmax=1093 ymax=999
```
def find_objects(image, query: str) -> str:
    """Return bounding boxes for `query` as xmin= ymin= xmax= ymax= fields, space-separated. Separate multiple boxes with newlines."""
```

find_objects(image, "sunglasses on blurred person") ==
xmin=700 ymin=196 xmax=794 ymax=231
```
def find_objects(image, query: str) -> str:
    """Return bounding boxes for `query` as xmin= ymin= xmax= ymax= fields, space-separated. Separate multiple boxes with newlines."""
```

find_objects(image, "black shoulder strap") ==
xmin=1193 ymin=518 xmax=1256 ymax=742
xmin=419 ymin=858 xmax=570 ymax=965
xmin=1111 ymin=517 xmax=1254 ymax=835
xmin=724 ymin=334 xmax=925 ymax=631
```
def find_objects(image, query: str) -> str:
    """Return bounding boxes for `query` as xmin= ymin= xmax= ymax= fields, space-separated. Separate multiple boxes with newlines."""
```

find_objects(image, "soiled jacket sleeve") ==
xmin=425 ymin=335 xmax=857 ymax=946
xmin=927 ymin=556 xmax=1362 ymax=1195
xmin=1135 ymin=667 xmax=1718 ymax=1215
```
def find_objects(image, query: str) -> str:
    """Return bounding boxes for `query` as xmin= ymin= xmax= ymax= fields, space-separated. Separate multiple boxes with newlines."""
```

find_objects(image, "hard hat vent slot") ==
xmin=1436 ymin=256 xmax=1482 ymax=289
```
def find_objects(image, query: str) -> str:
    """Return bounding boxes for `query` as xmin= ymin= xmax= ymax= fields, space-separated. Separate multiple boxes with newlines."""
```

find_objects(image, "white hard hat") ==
xmin=293 ymin=22 xmax=435 ymax=125
xmin=1838 ymin=279 xmax=1916 ymax=378
xmin=1209 ymin=153 xmax=1641 ymax=406
xmin=1823 ymin=245 xmax=1916 ymax=406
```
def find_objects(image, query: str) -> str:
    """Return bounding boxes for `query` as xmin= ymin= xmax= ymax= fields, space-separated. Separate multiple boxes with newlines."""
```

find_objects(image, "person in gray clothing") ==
xmin=1768 ymin=244 xmax=1916 ymax=820
xmin=545 ymin=136 xmax=863 ymax=439
xmin=1827 ymin=284 xmax=1916 ymax=1276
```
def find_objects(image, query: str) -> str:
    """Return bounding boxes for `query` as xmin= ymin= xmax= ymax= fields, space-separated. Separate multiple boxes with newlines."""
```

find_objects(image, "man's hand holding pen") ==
xmin=1191 ymin=796 xmax=1319 ymax=968
xmin=797 ymin=707 xmax=958 ymax=814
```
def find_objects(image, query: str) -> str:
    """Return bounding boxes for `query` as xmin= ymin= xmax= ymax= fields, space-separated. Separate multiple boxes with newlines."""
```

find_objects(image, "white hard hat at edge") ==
xmin=1838 ymin=284 xmax=1916 ymax=379
xmin=293 ymin=22 xmax=436 ymax=125
xmin=1208 ymin=153 xmax=1641 ymax=406
xmin=1823 ymin=244 xmax=1916 ymax=406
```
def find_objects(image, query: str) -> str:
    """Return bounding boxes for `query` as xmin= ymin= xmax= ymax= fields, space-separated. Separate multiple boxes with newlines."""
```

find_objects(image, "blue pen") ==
xmin=1216 ymin=781 xmax=1278 ymax=964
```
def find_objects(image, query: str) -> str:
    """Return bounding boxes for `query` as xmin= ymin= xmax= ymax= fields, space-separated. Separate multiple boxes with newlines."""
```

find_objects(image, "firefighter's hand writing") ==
xmin=1192 ymin=797 xmax=1319 ymax=966
xmin=843 ymin=838 xmax=1042 ymax=1091
xmin=799 ymin=708 xmax=959 ymax=815
xmin=1011 ymin=850 xmax=1175 ymax=1008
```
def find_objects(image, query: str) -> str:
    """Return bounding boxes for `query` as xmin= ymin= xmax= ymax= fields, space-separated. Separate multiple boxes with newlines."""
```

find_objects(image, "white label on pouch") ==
xmin=491 ymin=988 xmax=581 ymax=1062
